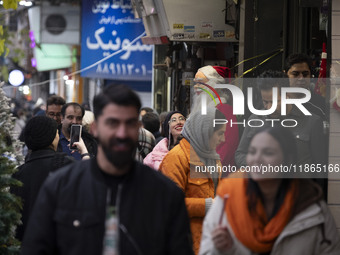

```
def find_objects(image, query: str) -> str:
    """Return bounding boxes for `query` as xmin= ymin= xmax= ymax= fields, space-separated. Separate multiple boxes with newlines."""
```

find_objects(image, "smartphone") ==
xmin=70 ymin=124 xmax=82 ymax=150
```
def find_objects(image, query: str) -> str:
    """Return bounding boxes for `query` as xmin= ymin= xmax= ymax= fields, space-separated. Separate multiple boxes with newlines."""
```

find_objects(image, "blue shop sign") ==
xmin=80 ymin=0 xmax=153 ymax=81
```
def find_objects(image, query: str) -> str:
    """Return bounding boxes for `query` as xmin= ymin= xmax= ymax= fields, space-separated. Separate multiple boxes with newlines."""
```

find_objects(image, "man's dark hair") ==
xmin=81 ymin=102 xmax=91 ymax=111
xmin=284 ymin=53 xmax=312 ymax=73
xmin=93 ymin=84 xmax=141 ymax=119
xmin=142 ymin=112 xmax=160 ymax=134
xmin=46 ymin=95 xmax=65 ymax=108
xmin=141 ymin=107 xmax=154 ymax=114
xmin=257 ymin=70 xmax=289 ymax=91
xmin=61 ymin=102 xmax=85 ymax=118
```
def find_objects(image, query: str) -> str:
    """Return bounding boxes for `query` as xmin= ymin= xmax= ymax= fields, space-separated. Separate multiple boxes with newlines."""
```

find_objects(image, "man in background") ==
xmin=46 ymin=95 xmax=65 ymax=125
xmin=284 ymin=53 xmax=326 ymax=120
xmin=58 ymin=102 xmax=97 ymax=160
xmin=142 ymin=112 xmax=162 ymax=144
xmin=235 ymin=70 xmax=326 ymax=170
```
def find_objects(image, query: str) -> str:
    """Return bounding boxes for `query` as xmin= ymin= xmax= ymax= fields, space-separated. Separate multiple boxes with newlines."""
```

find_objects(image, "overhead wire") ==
xmin=8 ymin=30 xmax=147 ymax=89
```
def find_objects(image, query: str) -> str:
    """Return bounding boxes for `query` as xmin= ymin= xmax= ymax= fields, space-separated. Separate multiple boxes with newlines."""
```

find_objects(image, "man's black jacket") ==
xmin=22 ymin=159 xmax=193 ymax=255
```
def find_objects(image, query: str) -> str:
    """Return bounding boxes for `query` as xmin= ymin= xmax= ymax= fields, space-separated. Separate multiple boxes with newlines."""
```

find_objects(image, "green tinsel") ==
xmin=0 ymin=82 xmax=23 ymax=254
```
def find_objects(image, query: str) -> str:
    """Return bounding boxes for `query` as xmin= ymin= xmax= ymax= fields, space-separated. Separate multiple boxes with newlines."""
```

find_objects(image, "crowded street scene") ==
xmin=1 ymin=0 xmax=340 ymax=254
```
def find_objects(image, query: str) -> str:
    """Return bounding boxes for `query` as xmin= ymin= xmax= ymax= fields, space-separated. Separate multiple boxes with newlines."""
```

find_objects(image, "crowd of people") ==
xmin=8 ymin=53 xmax=340 ymax=254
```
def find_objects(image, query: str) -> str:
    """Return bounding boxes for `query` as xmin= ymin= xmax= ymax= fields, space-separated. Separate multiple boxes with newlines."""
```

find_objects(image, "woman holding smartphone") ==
xmin=199 ymin=126 xmax=340 ymax=254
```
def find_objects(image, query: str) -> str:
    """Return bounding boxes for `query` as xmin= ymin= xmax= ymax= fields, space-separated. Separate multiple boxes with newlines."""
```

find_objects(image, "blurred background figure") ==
xmin=160 ymin=107 xmax=226 ymax=254
xmin=80 ymin=102 xmax=95 ymax=134
xmin=142 ymin=112 xmax=162 ymax=144
xmin=159 ymin=111 xmax=169 ymax=136
xmin=13 ymin=108 xmax=27 ymax=139
xmin=140 ymin=106 xmax=158 ymax=117
xmin=81 ymin=102 xmax=91 ymax=111
xmin=82 ymin=110 xmax=95 ymax=134
xmin=200 ymin=126 xmax=340 ymax=254
xmin=192 ymin=65 xmax=239 ymax=170
xmin=137 ymin=107 xmax=159 ymax=160
xmin=144 ymin=111 xmax=186 ymax=170
xmin=135 ymin=127 xmax=155 ymax=162
xmin=32 ymin=98 xmax=46 ymax=116
xmin=11 ymin=116 xmax=74 ymax=241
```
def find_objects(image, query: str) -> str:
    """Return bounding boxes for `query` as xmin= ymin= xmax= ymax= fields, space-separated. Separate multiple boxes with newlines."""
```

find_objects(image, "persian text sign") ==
xmin=80 ymin=0 xmax=153 ymax=81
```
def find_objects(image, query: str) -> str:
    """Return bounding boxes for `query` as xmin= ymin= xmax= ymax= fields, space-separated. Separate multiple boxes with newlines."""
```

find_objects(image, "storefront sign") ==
xmin=80 ymin=0 xmax=153 ymax=81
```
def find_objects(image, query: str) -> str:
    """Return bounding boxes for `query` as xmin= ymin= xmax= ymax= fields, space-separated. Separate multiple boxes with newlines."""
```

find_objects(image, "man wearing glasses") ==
xmin=46 ymin=95 xmax=65 ymax=125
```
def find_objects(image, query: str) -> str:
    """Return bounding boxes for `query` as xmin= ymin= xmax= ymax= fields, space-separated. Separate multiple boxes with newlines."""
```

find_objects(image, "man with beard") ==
xmin=22 ymin=84 xmax=193 ymax=255
xmin=58 ymin=102 xmax=97 ymax=160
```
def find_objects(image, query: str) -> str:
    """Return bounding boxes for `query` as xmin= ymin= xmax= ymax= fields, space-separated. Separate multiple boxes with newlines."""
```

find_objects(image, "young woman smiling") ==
xmin=200 ymin=126 xmax=340 ymax=255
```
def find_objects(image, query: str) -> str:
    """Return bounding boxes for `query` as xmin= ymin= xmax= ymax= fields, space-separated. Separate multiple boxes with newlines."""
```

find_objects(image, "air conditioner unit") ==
xmin=28 ymin=6 xmax=73 ymax=71
xmin=40 ymin=5 xmax=80 ymax=44
xmin=132 ymin=0 xmax=237 ymax=44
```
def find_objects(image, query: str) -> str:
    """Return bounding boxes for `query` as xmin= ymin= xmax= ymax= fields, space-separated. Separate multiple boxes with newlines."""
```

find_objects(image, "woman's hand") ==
xmin=70 ymin=138 xmax=88 ymax=155
xmin=211 ymin=226 xmax=233 ymax=252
